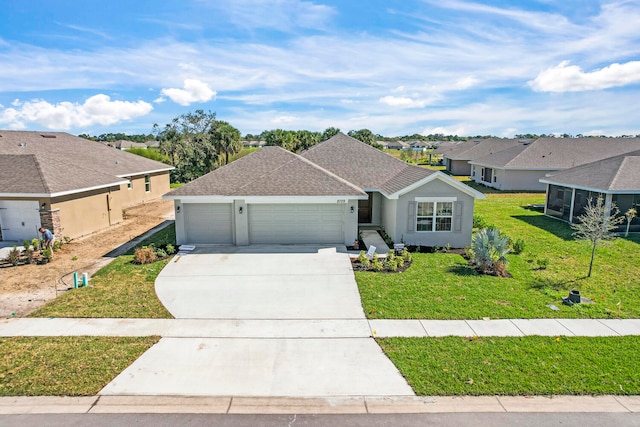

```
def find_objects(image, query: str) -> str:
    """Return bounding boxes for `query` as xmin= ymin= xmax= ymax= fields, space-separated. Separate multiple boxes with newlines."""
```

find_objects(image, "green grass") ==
xmin=357 ymin=193 xmax=640 ymax=319
xmin=0 ymin=336 xmax=158 ymax=396
xmin=29 ymin=225 xmax=176 ymax=318
xmin=379 ymin=336 xmax=640 ymax=395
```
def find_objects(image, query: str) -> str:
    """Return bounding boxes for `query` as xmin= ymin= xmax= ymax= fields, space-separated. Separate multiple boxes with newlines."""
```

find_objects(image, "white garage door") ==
xmin=183 ymin=203 xmax=233 ymax=244
xmin=249 ymin=204 xmax=345 ymax=244
xmin=0 ymin=200 xmax=41 ymax=241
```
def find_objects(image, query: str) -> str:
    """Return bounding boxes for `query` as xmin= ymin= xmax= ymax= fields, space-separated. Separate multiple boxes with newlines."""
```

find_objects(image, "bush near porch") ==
xmin=357 ymin=193 xmax=640 ymax=319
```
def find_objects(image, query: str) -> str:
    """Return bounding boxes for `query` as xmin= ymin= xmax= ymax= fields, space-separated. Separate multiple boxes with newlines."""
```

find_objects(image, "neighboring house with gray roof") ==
xmin=432 ymin=138 xmax=522 ymax=176
xmin=0 ymin=131 xmax=173 ymax=241
xmin=539 ymin=150 xmax=640 ymax=232
xmin=167 ymin=133 xmax=484 ymax=247
xmin=469 ymin=137 xmax=640 ymax=191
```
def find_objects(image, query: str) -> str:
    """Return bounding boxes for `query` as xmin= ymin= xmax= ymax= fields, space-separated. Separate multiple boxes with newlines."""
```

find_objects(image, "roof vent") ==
xmin=18 ymin=142 xmax=26 ymax=147
xmin=41 ymin=134 xmax=56 ymax=138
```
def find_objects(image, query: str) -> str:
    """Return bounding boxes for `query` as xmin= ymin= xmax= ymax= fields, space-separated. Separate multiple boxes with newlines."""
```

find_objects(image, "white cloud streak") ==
xmin=529 ymin=60 xmax=640 ymax=92
xmin=160 ymin=79 xmax=217 ymax=106
xmin=0 ymin=95 xmax=153 ymax=130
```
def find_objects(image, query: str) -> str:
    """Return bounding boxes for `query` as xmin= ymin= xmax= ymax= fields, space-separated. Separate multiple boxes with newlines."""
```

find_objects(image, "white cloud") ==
xmin=0 ymin=94 xmax=153 ymax=130
xmin=529 ymin=60 xmax=640 ymax=92
xmin=379 ymin=95 xmax=431 ymax=108
xmin=160 ymin=79 xmax=216 ymax=106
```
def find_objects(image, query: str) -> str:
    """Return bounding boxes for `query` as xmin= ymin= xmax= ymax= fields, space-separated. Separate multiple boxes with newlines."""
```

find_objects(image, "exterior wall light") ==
xmin=350 ymin=206 xmax=355 ymax=213
xmin=176 ymin=206 xmax=181 ymax=213
xmin=239 ymin=206 xmax=243 ymax=214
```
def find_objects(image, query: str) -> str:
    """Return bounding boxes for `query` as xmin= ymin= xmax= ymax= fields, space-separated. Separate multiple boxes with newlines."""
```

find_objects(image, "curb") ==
xmin=1 ymin=395 xmax=638 ymax=414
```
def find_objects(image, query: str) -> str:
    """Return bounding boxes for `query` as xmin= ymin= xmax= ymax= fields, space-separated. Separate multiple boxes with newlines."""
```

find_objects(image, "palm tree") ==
xmin=211 ymin=121 xmax=242 ymax=165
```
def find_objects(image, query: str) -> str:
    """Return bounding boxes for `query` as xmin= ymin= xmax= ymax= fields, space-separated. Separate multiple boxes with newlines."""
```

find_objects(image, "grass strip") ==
xmin=0 ymin=336 xmax=159 ymax=396
xmin=379 ymin=336 xmax=640 ymax=396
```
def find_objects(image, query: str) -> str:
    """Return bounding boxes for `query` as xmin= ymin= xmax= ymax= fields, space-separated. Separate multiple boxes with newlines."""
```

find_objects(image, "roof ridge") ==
xmin=31 ymin=154 xmax=51 ymax=193
xmin=608 ymin=156 xmax=628 ymax=190
xmin=236 ymin=146 xmax=366 ymax=195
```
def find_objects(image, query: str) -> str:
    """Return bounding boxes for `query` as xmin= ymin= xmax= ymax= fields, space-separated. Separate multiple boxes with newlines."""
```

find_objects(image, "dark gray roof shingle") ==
xmin=300 ymin=133 xmax=436 ymax=195
xmin=0 ymin=131 xmax=173 ymax=195
xmin=168 ymin=146 xmax=366 ymax=197
xmin=471 ymin=137 xmax=640 ymax=169
xmin=540 ymin=150 xmax=640 ymax=192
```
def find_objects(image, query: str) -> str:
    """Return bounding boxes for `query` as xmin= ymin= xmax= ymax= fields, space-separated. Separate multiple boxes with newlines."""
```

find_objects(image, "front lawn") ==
xmin=357 ymin=193 xmax=640 ymax=319
xmin=28 ymin=225 xmax=176 ymax=318
xmin=379 ymin=336 xmax=640 ymax=396
xmin=0 ymin=336 xmax=158 ymax=396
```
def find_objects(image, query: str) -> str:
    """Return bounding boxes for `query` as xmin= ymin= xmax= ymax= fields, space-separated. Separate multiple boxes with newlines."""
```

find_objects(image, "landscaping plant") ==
xmin=470 ymin=227 xmax=510 ymax=276
xmin=571 ymin=197 xmax=624 ymax=277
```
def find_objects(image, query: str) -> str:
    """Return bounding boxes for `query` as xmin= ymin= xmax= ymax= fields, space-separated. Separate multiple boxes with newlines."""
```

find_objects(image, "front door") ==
xmin=358 ymin=192 xmax=373 ymax=223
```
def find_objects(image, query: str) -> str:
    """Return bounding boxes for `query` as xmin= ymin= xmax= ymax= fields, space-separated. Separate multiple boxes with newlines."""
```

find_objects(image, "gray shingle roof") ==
xmin=444 ymin=138 xmax=522 ymax=161
xmin=168 ymin=146 xmax=366 ymax=197
xmin=300 ymin=133 xmax=436 ymax=195
xmin=0 ymin=131 xmax=173 ymax=195
xmin=540 ymin=150 xmax=640 ymax=192
xmin=471 ymin=137 xmax=640 ymax=170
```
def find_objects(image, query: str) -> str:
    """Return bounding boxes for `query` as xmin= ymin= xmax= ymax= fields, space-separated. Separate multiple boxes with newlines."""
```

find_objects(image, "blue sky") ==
xmin=1 ymin=0 xmax=639 ymax=137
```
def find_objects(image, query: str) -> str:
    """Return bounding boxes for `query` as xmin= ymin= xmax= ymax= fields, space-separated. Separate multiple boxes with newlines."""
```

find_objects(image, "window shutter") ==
xmin=453 ymin=201 xmax=463 ymax=233
xmin=407 ymin=201 xmax=416 ymax=234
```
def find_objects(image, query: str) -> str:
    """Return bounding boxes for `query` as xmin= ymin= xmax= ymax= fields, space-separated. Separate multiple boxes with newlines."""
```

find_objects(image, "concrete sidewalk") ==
xmin=1 ymin=317 xmax=639 ymax=337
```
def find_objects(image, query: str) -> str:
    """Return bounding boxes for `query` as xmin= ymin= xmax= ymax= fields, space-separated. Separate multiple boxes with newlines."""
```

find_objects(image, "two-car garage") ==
xmin=180 ymin=202 xmax=351 ymax=246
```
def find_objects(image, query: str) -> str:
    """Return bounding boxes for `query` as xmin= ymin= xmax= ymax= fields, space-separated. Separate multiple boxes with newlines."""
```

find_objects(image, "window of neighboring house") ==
xmin=144 ymin=175 xmax=151 ymax=192
xmin=127 ymin=177 xmax=132 ymax=190
xmin=493 ymin=169 xmax=498 ymax=183
xmin=417 ymin=201 xmax=453 ymax=232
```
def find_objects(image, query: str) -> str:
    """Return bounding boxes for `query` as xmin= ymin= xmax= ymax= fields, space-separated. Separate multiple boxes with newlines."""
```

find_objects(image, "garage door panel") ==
xmin=184 ymin=203 xmax=233 ymax=244
xmin=0 ymin=200 xmax=41 ymax=241
xmin=249 ymin=204 xmax=344 ymax=244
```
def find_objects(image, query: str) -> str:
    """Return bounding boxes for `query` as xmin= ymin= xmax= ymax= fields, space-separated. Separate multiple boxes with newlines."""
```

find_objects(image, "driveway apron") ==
xmin=100 ymin=246 xmax=414 ymax=397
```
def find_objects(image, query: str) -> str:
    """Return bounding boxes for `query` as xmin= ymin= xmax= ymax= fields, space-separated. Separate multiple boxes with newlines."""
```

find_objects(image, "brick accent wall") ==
xmin=39 ymin=209 xmax=62 ymax=237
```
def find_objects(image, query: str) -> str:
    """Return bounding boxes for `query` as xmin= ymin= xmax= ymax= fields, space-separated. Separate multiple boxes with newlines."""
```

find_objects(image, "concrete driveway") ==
xmin=101 ymin=245 xmax=413 ymax=397
xmin=154 ymin=245 xmax=366 ymax=319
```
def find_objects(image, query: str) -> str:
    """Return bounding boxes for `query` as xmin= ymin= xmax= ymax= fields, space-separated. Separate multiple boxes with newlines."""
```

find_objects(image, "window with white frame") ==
xmin=416 ymin=201 xmax=453 ymax=232
xmin=144 ymin=174 xmax=151 ymax=192
xmin=127 ymin=177 xmax=132 ymax=190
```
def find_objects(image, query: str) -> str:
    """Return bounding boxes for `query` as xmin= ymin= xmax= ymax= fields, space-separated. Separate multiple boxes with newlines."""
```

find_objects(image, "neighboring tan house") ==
xmin=539 ymin=150 xmax=640 ymax=232
xmin=167 ymin=133 xmax=484 ymax=248
xmin=432 ymin=138 xmax=522 ymax=176
xmin=0 ymin=131 xmax=173 ymax=242
xmin=469 ymin=137 xmax=640 ymax=191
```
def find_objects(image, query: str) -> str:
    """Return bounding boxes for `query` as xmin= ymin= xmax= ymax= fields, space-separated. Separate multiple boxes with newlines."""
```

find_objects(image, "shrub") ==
xmin=386 ymin=258 xmax=399 ymax=272
xmin=471 ymin=227 xmax=510 ymax=276
xmin=42 ymin=248 xmax=52 ymax=260
xmin=473 ymin=214 xmax=490 ymax=229
xmin=134 ymin=246 xmax=157 ymax=264
xmin=22 ymin=240 xmax=31 ymax=250
xmin=401 ymin=248 xmax=412 ymax=262
xmin=24 ymin=248 xmax=35 ymax=264
xmin=53 ymin=240 xmax=62 ymax=251
xmin=371 ymin=254 xmax=384 ymax=272
xmin=32 ymin=238 xmax=40 ymax=251
xmin=155 ymin=248 xmax=168 ymax=258
xmin=511 ymin=238 xmax=525 ymax=254
xmin=165 ymin=244 xmax=176 ymax=255
xmin=7 ymin=246 xmax=21 ymax=266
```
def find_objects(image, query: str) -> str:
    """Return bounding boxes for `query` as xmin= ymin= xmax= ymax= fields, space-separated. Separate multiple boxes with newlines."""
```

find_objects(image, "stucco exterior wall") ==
xmin=501 ymin=169 xmax=555 ymax=191
xmin=391 ymin=178 xmax=475 ymax=248
xmin=50 ymin=187 xmax=123 ymax=239
xmin=119 ymin=171 xmax=170 ymax=209
xmin=447 ymin=159 xmax=472 ymax=176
